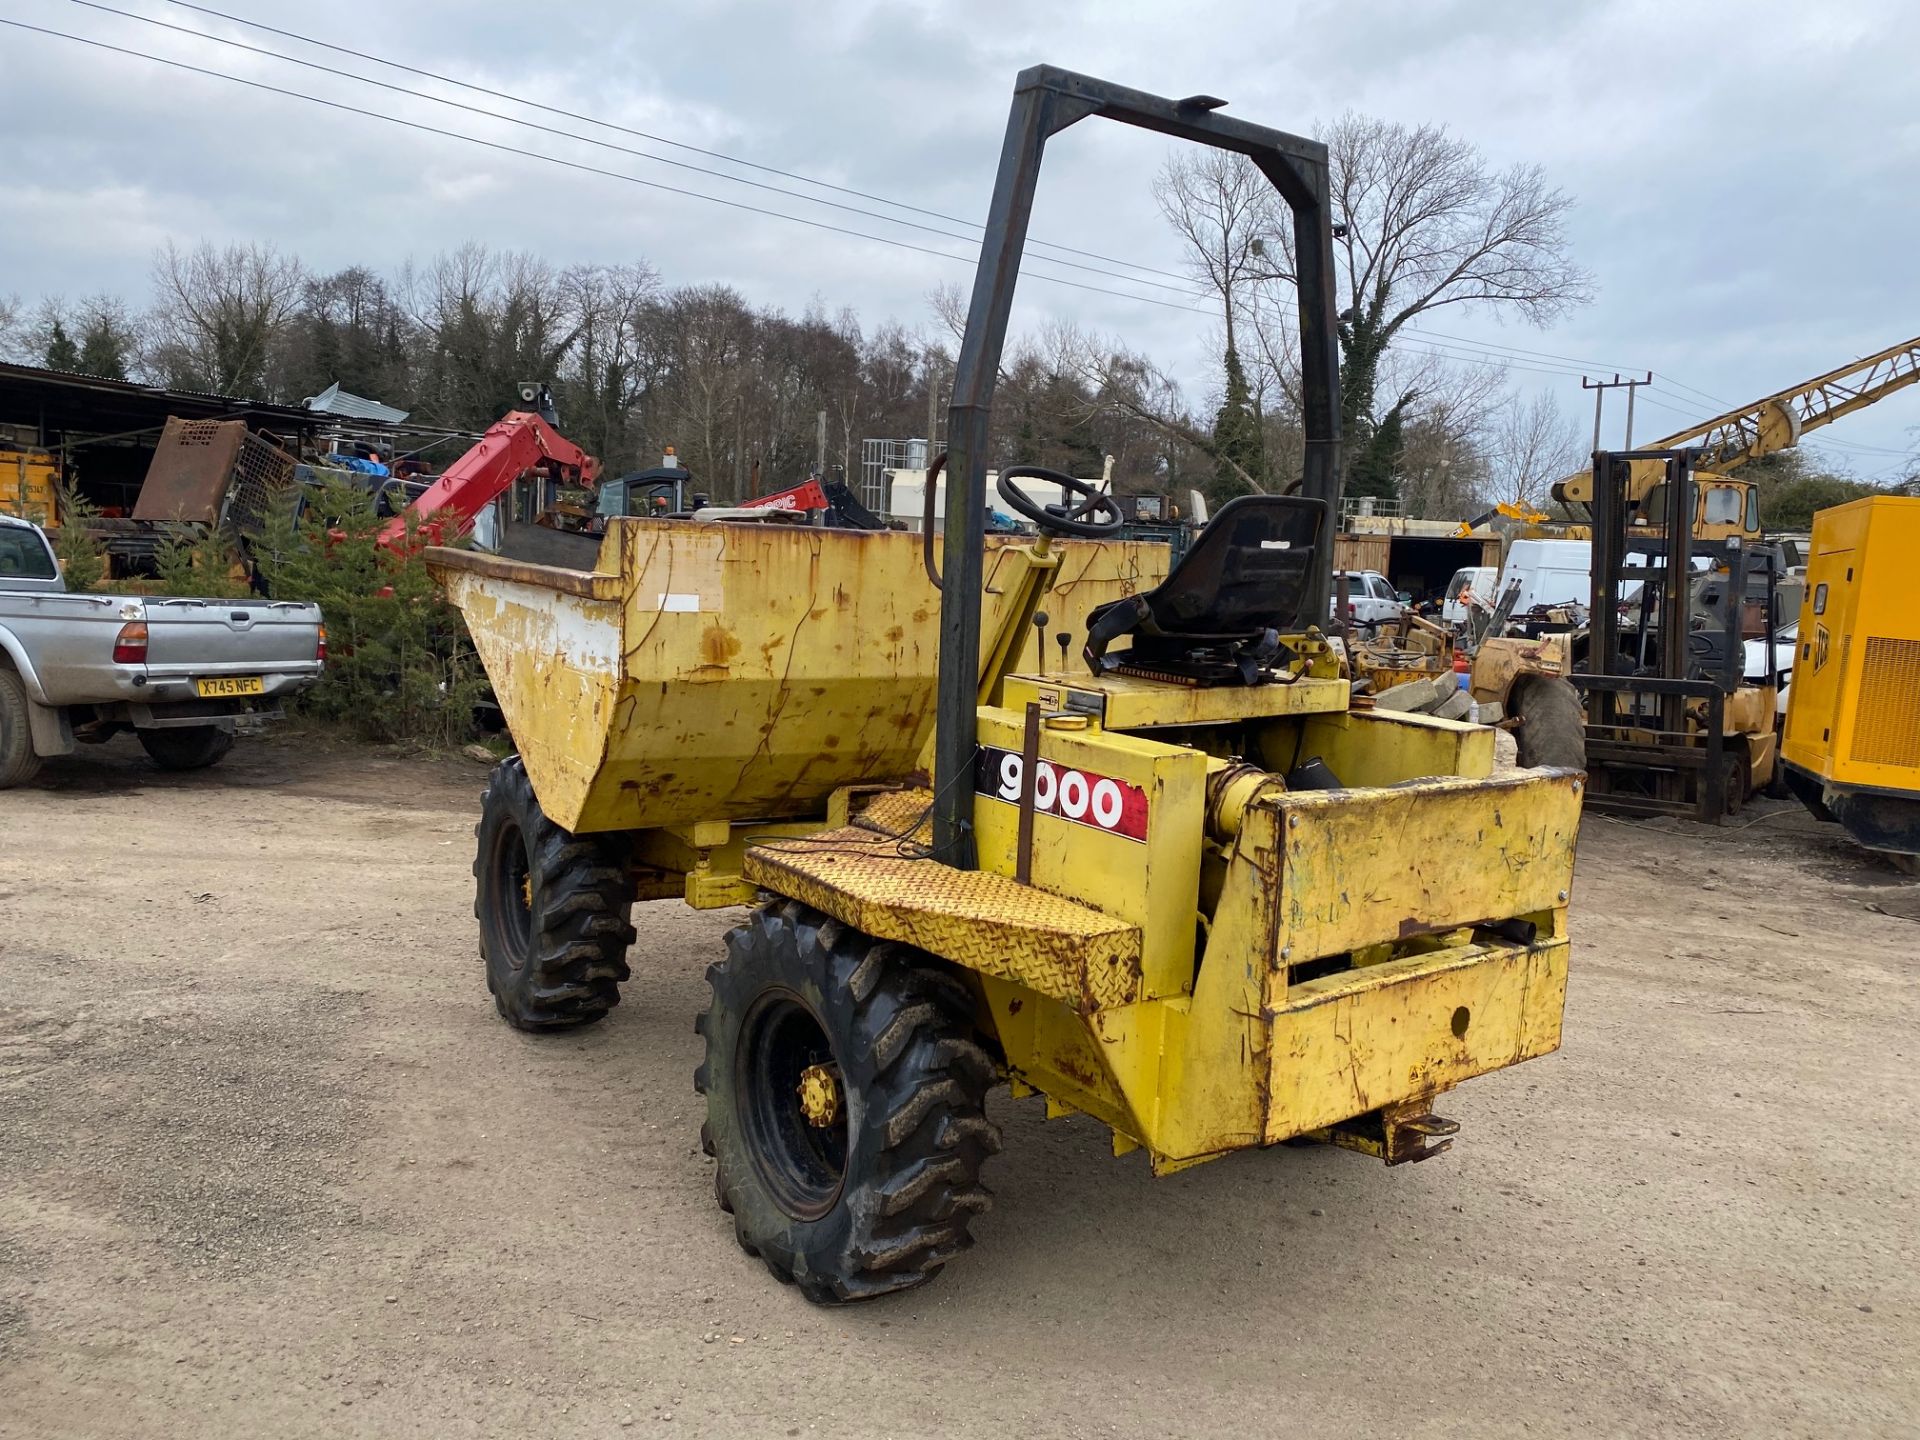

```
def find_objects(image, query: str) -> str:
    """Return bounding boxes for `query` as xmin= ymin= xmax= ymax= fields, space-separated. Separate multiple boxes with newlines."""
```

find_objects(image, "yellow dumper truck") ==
xmin=429 ymin=68 xmax=1582 ymax=1304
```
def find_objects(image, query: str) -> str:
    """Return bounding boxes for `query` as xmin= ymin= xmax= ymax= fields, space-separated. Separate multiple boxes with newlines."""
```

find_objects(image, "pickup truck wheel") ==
xmin=474 ymin=756 xmax=637 ymax=1031
xmin=696 ymin=903 xmax=1000 ymax=1304
xmin=1511 ymin=676 xmax=1587 ymax=772
xmin=137 ymin=725 xmax=234 ymax=772
xmin=0 ymin=668 xmax=43 ymax=789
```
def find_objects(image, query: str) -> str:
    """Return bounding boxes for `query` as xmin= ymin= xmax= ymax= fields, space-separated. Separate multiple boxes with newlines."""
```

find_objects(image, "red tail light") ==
xmin=113 ymin=621 xmax=148 ymax=665
xmin=316 ymin=623 xmax=328 ymax=663
xmin=1346 ymin=603 xmax=1357 ymax=616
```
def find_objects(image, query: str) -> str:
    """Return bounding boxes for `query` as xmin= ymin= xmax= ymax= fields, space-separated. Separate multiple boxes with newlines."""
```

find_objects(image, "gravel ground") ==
xmin=1 ymin=731 xmax=1916 ymax=1439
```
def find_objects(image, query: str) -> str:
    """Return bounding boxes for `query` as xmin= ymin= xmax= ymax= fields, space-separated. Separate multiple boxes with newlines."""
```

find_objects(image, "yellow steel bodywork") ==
xmin=1469 ymin=632 xmax=1572 ymax=706
xmin=1783 ymin=496 xmax=1920 ymax=791
xmin=742 ymin=667 xmax=1578 ymax=1174
xmin=745 ymin=823 xmax=1145 ymax=1012
xmin=1 ymin=446 xmax=59 ymax=529
xmin=427 ymin=521 xmax=1167 ymax=839
xmin=441 ymin=523 xmax=1579 ymax=1174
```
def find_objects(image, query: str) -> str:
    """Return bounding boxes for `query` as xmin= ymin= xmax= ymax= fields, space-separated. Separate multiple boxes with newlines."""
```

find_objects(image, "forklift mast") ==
xmin=931 ymin=66 xmax=1344 ymax=866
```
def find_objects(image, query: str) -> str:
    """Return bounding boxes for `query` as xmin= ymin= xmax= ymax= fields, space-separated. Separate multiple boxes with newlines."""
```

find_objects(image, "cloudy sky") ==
xmin=3 ymin=0 xmax=1916 ymax=476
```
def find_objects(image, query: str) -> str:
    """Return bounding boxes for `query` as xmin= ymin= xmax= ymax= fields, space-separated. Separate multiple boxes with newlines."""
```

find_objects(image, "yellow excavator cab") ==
xmin=1635 ymin=468 xmax=1760 ymax=541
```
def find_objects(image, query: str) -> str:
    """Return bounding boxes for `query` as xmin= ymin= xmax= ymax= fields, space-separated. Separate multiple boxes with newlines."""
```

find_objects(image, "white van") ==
xmin=1442 ymin=565 xmax=1497 ymax=626
xmin=1496 ymin=539 xmax=1592 ymax=614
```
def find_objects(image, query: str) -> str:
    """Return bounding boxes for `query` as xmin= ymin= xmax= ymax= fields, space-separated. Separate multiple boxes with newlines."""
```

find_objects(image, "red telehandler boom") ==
xmin=376 ymin=409 xmax=599 ymax=549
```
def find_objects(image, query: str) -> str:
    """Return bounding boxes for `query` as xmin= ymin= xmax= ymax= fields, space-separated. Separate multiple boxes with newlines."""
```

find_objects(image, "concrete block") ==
xmin=1374 ymin=679 xmax=1438 ymax=713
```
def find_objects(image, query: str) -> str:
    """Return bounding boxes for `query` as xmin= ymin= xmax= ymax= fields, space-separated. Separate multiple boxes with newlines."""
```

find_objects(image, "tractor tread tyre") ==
xmin=0 ymin=668 xmax=42 ymax=789
xmin=697 ymin=904 xmax=999 ymax=1305
xmin=137 ymin=724 xmax=234 ymax=773
xmin=1512 ymin=676 xmax=1588 ymax=772
xmin=474 ymin=756 xmax=637 ymax=1032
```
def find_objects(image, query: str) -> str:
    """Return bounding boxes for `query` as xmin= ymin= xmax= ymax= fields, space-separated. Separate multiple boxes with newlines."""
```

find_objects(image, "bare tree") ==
xmin=1157 ymin=113 xmax=1591 ymax=500
xmin=400 ymin=245 xmax=586 ymax=429
xmin=148 ymin=241 xmax=306 ymax=395
xmin=0 ymin=294 xmax=24 ymax=363
xmin=559 ymin=260 xmax=662 ymax=464
xmin=1042 ymin=322 xmax=1228 ymax=491
xmin=1153 ymin=150 xmax=1273 ymax=357
xmin=1483 ymin=389 xmax=1581 ymax=510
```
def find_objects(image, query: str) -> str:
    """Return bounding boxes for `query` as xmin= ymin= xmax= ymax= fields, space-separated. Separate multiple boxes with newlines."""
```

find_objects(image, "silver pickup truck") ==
xmin=0 ymin=513 xmax=324 ymax=787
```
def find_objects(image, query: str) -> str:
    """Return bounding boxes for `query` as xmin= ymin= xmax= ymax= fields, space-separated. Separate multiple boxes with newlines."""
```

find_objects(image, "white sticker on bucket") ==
xmin=654 ymin=593 xmax=702 ymax=612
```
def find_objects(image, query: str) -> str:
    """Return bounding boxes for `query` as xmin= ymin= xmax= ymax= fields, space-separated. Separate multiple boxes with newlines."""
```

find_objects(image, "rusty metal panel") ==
xmin=430 ymin=519 xmax=1168 ymax=835
xmin=1469 ymin=632 xmax=1571 ymax=705
xmin=1290 ymin=708 xmax=1495 ymax=789
xmin=221 ymin=428 xmax=299 ymax=535
xmin=133 ymin=418 xmax=245 ymax=523
xmin=1271 ymin=771 xmax=1580 ymax=961
xmin=742 ymin=828 xmax=1143 ymax=1012
xmin=1264 ymin=937 xmax=1568 ymax=1142
xmin=435 ymin=565 xmax=625 ymax=833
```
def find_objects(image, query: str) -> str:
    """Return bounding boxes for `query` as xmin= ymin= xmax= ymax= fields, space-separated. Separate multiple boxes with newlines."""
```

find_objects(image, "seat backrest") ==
xmin=1133 ymin=494 xmax=1324 ymax=635
xmin=1083 ymin=495 xmax=1326 ymax=679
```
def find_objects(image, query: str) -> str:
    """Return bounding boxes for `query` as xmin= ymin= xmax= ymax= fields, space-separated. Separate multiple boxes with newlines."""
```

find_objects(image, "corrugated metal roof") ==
xmin=304 ymin=382 xmax=411 ymax=425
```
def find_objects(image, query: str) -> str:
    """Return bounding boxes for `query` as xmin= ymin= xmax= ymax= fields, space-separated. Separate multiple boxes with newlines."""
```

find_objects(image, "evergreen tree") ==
xmin=1210 ymin=343 xmax=1265 ymax=499
xmin=43 ymin=320 xmax=80 ymax=372
xmin=1344 ymin=393 xmax=1413 ymax=503
xmin=76 ymin=318 xmax=130 ymax=380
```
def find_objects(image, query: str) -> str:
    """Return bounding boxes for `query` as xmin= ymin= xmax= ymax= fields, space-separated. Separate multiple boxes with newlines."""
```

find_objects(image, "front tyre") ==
xmin=473 ymin=756 xmax=637 ymax=1031
xmin=697 ymin=903 xmax=1000 ymax=1304
xmin=137 ymin=724 xmax=233 ymax=772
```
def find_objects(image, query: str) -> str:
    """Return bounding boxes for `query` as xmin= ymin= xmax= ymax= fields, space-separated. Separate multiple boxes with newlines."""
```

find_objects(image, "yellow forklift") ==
xmin=1575 ymin=448 xmax=1783 ymax=821
xmin=431 ymin=68 xmax=1582 ymax=1304
xmin=1780 ymin=495 xmax=1920 ymax=874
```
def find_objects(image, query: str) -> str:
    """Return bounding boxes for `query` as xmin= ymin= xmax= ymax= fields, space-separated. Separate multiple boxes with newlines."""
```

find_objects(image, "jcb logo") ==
xmin=1814 ymin=624 xmax=1830 ymax=672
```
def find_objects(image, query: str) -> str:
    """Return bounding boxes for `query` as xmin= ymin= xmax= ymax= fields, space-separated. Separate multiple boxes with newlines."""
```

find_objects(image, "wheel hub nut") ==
xmin=796 ymin=1063 xmax=842 ymax=1128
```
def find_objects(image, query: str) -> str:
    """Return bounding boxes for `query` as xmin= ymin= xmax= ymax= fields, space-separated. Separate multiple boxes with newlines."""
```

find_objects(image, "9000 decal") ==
xmin=974 ymin=745 xmax=1149 ymax=841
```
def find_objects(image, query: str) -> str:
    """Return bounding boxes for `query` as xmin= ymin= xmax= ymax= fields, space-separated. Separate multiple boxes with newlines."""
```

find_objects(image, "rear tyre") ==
xmin=697 ymin=903 xmax=1000 ymax=1304
xmin=473 ymin=756 xmax=637 ymax=1031
xmin=137 ymin=724 xmax=233 ymax=772
xmin=0 ymin=668 xmax=42 ymax=789
xmin=1512 ymin=676 xmax=1587 ymax=771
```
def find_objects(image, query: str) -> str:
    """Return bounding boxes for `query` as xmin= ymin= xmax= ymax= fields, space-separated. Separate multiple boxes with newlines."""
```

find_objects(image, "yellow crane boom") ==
xmin=1649 ymin=335 xmax=1920 ymax=471
xmin=1552 ymin=335 xmax=1920 ymax=535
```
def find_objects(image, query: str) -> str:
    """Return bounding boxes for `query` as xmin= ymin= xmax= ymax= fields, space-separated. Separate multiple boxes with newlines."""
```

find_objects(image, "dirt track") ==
xmin=2 ymin=733 xmax=1916 ymax=1439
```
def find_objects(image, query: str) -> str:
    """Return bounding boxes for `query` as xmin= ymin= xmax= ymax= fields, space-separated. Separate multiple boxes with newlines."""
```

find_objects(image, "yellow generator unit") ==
xmin=0 ymin=445 xmax=60 ymax=530
xmin=1780 ymin=495 xmax=1920 ymax=873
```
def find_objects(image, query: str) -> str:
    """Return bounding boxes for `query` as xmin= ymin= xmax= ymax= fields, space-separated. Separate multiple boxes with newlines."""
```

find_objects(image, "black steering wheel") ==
xmin=995 ymin=464 xmax=1124 ymax=538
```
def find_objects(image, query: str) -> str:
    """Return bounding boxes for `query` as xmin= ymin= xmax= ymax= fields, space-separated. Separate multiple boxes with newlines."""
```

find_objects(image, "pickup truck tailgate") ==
xmin=144 ymin=598 xmax=323 ymax=676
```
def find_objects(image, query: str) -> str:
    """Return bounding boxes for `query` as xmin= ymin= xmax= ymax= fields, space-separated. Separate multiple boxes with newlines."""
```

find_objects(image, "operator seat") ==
xmin=1082 ymin=495 xmax=1326 ymax=686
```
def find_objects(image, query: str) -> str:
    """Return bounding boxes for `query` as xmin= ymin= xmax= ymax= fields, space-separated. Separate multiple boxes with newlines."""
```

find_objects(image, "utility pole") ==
xmin=1582 ymin=372 xmax=1654 ymax=452
xmin=815 ymin=409 xmax=827 ymax=479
